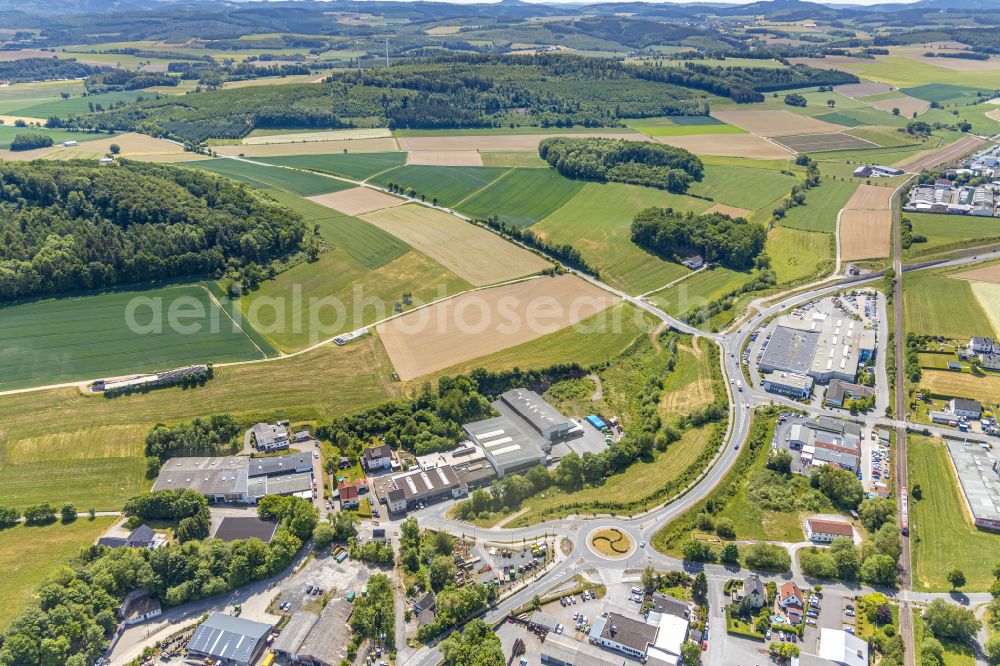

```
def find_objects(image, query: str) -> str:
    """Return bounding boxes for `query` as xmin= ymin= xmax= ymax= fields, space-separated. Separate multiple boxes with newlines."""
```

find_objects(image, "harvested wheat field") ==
xmin=361 ymin=204 xmax=549 ymax=285
xmin=425 ymin=25 xmax=462 ymax=34
xmin=704 ymin=203 xmax=752 ymax=219
xmin=870 ymin=95 xmax=930 ymax=117
xmin=214 ymin=138 xmax=399 ymax=157
xmin=834 ymin=81 xmax=894 ymax=97
xmin=840 ymin=210 xmax=891 ymax=260
xmin=407 ymin=151 xmax=484 ymax=166
xmin=0 ymin=132 xmax=186 ymax=162
xmin=987 ymin=109 xmax=1000 ymax=123
xmin=653 ymin=133 xmax=792 ymax=159
xmin=377 ymin=274 xmax=618 ymax=380
xmin=953 ymin=263 xmax=1000 ymax=284
xmin=844 ymin=183 xmax=894 ymax=210
xmin=894 ymin=135 xmax=985 ymax=173
xmin=396 ymin=132 xmax=646 ymax=153
xmin=307 ymin=187 xmax=405 ymax=215
xmin=243 ymin=128 xmax=392 ymax=145
xmin=711 ymin=110 xmax=841 ymax=137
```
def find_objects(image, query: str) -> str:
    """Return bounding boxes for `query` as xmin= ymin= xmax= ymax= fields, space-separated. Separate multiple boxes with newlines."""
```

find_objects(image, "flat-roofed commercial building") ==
xmin=589 ymin=612 xmax=659 ymax=660
xmin=152 ymin=457 xmax=249 ymax=503
xmin=759 ymin=325 xmax=821 ymax=376
xmin=541 ymin=633 xmax=626 ymax=666
xmin=946 ymin=440 xmax=1000 ymax=531
xmin=763 ymin=371 xmax=814 ymax=399
xmin=247 ymin=453 xmax=312 ymax=478
xmin=153 ymin=454 xmax=314 ymax=504
xmin=809 ymin=316 xmax=862 ymax=384
xmin=497 ymin=388 xmax=573 ymax=448
xmin=464 ymin=415 xmax=547 ymax=478
xmin=381 ymin=464 xmax=468 ymax=514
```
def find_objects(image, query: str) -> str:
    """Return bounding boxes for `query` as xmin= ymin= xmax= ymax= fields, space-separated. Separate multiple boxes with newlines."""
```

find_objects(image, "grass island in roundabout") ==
xmin=587 ymin=526 xmax=636 ymax=561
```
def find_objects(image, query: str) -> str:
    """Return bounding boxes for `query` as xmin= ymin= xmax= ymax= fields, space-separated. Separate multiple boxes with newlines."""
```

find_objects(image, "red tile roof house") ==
xmin=806 ymin=518 xmax=855 ymax=544
xmin=775 ymin=582 xmax=805 ymax=626
xmin=338 ymin=480 xmax=359 ymax=509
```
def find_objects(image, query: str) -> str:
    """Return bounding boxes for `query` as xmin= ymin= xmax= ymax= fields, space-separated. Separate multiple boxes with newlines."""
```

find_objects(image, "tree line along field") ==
xmin=0 ymin=282 xmax=270 ymax=391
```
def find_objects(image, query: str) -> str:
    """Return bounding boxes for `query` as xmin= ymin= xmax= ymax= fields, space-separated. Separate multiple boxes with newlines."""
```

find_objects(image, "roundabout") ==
xmin=586 ymin=526 xmax=636 ymax=561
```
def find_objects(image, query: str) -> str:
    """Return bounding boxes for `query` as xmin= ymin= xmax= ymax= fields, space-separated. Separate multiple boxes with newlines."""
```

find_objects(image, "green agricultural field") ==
xmin=626 ymin=116 xmax=746 ymax=137
xmin=848 ymin=126 xmax=922 ymax=149
xmin=0 ymin=126 xmax=109 ymax=150
xmin=188 ymin=159 xmax=350 ymax=196
xmin=808 ymin=143 xmax=928 ymax=164
xmin=767 ymin=226 xmax=834 ymax=283
xmin=908 ymin=435 xmax=1000 ymax=592
xmin=263 ymin=190 xmax=410 ymax=269
xmin=780 ymin=178 xmax=858 ymax=233
xmin=533 ymin=181 xmax=710 ymax=294
xmin=235 ymin=248 xmax=472 ymax=352
xmin=255 ymin=152 xmax=406 ymax=181
xmin=649 ymin=266 xmax=753 ymax=317
xmin=687 ymin=164 xmax=797 ymax=212
xmin=454 ymin=168 xmax=584 ymax=228
xmin=479 ymin=152 xmax=548 ymax=168
xmin=903 ymin=212 xmax=1000 ymax=259
xmin=814 ymin=111 xmax=866 ymax=128
xmin=0 ymin=336 xmax=399 ymax=455
xmin=0 ymin=282 xmax=271 ymax=391
xmin=0 ymin=424 xmax=149 ymax=511
xmin=0 ymin=517 xmax=118 ymax=627
xmin=0 ymin=80 xmax=87 ymax=115
xmin=903 ymin=271 xmax=993 ymax=339
xmin=14 ymin=90 xmax=151 ymax=118
xmin=921 ymin=105 xmax=1000 ymax=137
xmin=370 ymin=165 xmax=508 ymax=207
xmin=903 ymin=83 xmax=991 ymax=105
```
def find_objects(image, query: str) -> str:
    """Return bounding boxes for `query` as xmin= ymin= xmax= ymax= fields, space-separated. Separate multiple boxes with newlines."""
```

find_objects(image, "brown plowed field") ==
xmin=710 ymin=110 xmax=841 ymax=137
xmin=703 ymin=203 xmax=752 ymax=219
xmin=377 ymin=274 xmax=618 ymax=380
xmin=952 ymin=263 xmax=1000 ymax=284
xmin=307 ymin=187 xmax=405 ymax=215
xmin=840 ymin=210 xmax=891 ymax=260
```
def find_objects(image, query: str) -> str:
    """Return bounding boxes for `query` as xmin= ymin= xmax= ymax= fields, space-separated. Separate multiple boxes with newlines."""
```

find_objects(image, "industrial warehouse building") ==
xmin=463 ymin=415 xmax=548 ymax=478
xmin=270 ymin=599 xmax=353 ymax=665
xmin=153 ymin=452 xmax=314 ymax=503
xmin=496 ymin=388 xmax=573 ymax=450
xmin=187 ymin=613 xmax=271 ymax=666
xmin=787 ymin=417 xmax=863 ymax=473
xmin=763 ymin=371 xmax=814 ymax=399
xmin=760 ymin=311 xmax=870 ymax=385
xmin=380 ymin=464 xmax=468 ymax=514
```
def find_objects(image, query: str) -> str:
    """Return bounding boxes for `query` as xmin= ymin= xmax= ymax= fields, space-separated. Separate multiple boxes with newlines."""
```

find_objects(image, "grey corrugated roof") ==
xmin=247 ymin=453 xmax=312 ymax=477
xmin=270 ymin=611 xmax=318 ymax=655
xmin=187 ymin=613 xmax=271 ymax=665
xmin=298 ymin=599 xmax=353 ymax=664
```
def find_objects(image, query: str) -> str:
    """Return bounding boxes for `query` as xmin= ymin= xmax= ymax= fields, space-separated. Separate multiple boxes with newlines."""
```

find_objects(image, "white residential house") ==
xmin=806 ymin=518 xmax=854 ymax=544
xmin=950 ymin=398 xmax=982 ymax=419
xmin=363 ymin=444 xmax=392 ymax=471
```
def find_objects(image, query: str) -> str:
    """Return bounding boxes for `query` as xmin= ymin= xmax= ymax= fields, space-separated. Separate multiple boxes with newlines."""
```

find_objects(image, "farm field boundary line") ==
xmin=452 ymin=168 xmax=514 ymax=208
xmin=195 ymin=284 xmax=270 ymax=359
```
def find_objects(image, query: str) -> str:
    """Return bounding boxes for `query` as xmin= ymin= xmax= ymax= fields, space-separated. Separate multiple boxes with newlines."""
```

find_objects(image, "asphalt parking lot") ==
xmin=497 ymin=620 xmax=542 ymax=664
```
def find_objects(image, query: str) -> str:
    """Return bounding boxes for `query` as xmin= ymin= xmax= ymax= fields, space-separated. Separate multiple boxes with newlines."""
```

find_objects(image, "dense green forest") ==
xmin=633 ymin=61 xmax=857 ymax=103
xmin=631 ymin=208 xmax=767 ymax=269
xmin=0 ymin=57 xmax=105 ymax=83
xmin=0 ymin=161 xmax=305 ymax=301
xmin=9 ymin=134 xmax=54 ymax=151
xmin=65 ymin=55 xmax=848 ymax=143
xmin=539 ymin=137 xmax=703 ymax=193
